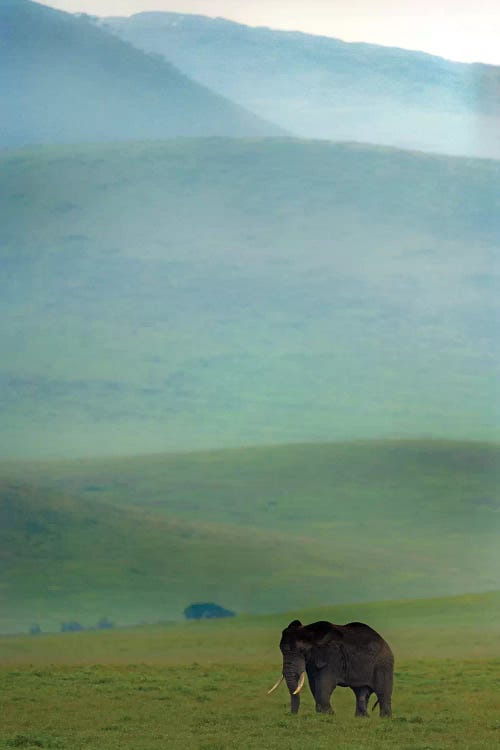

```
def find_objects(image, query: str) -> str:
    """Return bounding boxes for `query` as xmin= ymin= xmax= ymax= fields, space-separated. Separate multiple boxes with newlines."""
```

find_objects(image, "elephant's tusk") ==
xmin=267 ymin=675 xmax=284 ymax=694
xmin=293 ymin=672 xmax=305 ymax=695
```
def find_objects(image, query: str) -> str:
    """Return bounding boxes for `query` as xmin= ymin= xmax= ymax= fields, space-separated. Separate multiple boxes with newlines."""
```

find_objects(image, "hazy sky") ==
xmin=42 ymin=0 xmax=500 ymax=65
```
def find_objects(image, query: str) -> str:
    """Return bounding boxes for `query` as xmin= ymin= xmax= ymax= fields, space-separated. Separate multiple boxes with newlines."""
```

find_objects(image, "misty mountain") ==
xmin=103 ymin=11 xmax=500 ymax=159
xmin=1 ymin=138 xmax=499 ymax=459
xmin=0 ymin=1 xmax=282 ymax=148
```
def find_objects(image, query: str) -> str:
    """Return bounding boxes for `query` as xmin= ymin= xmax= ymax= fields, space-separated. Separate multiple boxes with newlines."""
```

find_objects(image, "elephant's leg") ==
xmin=306 ymin=665 xmax=318 ymax=706
xmin=374 ymin=667 xmax=393 ymax=718
xmin=377 ymin=694 xmax=392 ymax=717
xmin=315 ymin=671 xmax=336 ymax=714
xmin=306 ymin=664 xmax=332 ymax=714
xmin=375 ymin=693 xmax=392 ymax=717
xmin=310 ymin=675 xmax=325 ymax=714
xmin=307 ymin=668 xmax=323 ymax=713
xmin=352 ymin=686 xmax=372 ymax=717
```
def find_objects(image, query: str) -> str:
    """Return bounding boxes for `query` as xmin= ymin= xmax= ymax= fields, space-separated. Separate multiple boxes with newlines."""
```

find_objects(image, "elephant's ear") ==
xmin=312 ymin=644 xmax=329 ymax=669
xmin=310 ymin=625 xmax=343 ymax=668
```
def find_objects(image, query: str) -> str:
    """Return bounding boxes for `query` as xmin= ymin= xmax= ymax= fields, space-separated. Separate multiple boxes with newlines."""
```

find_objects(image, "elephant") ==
xmin=268 ymin=619 xmax=394 ymax=717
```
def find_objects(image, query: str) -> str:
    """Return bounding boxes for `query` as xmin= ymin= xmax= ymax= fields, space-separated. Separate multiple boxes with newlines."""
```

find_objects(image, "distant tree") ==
xmin=97 ymin=616 xmax=114 ymax=630
xmin=29 ymin=624 xmax=41 ymax=635
xmin=184 ymin=603 xmax=235 ymax=620
xmin=61 ymin=621 xmax=84 ymax=632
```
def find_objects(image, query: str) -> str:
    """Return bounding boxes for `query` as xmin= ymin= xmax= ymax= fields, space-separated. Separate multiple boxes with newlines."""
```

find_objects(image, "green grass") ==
xmin=1 ymin=139 xmax=499 ymax=459
xmin=1 ymin=661 xmax=499 ymax=749
xmin=1 ymin=593 xmax=499 ymax=749
xmin=1 ymin=440 xmax=499 ymax=633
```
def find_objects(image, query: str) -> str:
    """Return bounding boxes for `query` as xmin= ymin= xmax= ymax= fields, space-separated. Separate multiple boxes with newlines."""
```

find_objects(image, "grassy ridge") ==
xmin=13 ymin=439 xmax=499 ymax=531
xmin=2 ymin=440 xmax=499 ymax=633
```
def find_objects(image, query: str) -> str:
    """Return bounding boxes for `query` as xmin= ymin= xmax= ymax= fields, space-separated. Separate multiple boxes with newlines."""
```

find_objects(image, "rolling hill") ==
xmin=1 ymin=138 xmax=499 ymax=459
xmin=0 ymin=476 xmax=340 ymax=633
xmin=1 ymin=440 xmax=499 ymax=633
xmin=103 ymin=11 xmax=500 ymax=159
xmin=0 ymin=1 xmax=282 ymax=148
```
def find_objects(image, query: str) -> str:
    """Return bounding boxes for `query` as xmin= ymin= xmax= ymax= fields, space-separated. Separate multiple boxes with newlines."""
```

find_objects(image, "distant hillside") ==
xmin=0 ymin=138 xmax=499 ymax=459
xmin=103 ymin=11 xmax=500 ymax=159
xmin=9 ymin=439 xmax=500 ymax=534
xmin=0 ymin=1 xmax=282 ymax=147
xmin=0 ymin=477 xmax=336 ymax=632
xmin=1 ymin=440 xmax=499 ymax=633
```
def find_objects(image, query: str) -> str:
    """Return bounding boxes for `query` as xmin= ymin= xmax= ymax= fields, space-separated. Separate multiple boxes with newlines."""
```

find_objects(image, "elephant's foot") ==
xmin=355 ymin=710 xmax=370 ymax=718
xmin=316 ymin=703 xmax=333 ymax=714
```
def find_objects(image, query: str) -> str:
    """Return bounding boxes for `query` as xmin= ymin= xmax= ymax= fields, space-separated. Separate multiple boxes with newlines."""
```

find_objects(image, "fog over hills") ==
xmin=0 ymin=1 xmax=282 ymax=147
xmin=103 ymin=11 xmax=500 ymax=159
xmin=1 ymin=139 xmax=499 ymax=459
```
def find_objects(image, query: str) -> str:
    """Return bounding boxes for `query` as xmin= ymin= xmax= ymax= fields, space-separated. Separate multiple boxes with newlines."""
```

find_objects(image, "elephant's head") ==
xmin=268 ymin=620 xmax=340 ymax=714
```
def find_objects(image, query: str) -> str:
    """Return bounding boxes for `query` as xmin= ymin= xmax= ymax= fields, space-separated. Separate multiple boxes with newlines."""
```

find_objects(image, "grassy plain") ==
xmin=1 ymin=592 xmax=499 ymax=749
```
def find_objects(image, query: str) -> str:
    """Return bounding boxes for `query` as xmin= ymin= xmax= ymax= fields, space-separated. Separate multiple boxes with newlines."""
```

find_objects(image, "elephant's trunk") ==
xmin=283 ymin=658 xmax=306 ymax=714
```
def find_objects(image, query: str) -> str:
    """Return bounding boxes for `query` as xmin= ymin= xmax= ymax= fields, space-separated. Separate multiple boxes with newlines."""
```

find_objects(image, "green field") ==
xmin=1 ymin=440 xmax=499 ymax=634
xmin=1 ymin=592 xmax=499 ymax=749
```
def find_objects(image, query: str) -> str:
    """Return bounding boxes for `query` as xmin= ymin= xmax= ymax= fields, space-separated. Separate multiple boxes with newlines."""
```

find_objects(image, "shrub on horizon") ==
xmin=60 ymin=621 xmax=84 ymax=633
xmin=97 ymin=616 xmax=114 ymax=629
xmin=184 ymin=602 xmax=235 ymax=620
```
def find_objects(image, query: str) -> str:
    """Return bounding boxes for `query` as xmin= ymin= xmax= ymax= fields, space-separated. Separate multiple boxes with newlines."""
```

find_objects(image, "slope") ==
xmin=0 ymin=1 xmax=282 ymax=148
xmin=7 ymin=440 xmax=500 ymax=533
xmin=0 ymin=477 xmax=353 ymax=633
xmin=1 ymin=139 xmax=499 ymax=459
xmin=2 ymin=440 xmax=499 ymax=633
xmin=104 ymin=11 xmax=500 ymax=159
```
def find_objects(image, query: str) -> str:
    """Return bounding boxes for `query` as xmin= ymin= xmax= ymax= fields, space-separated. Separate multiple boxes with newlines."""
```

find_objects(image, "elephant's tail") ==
xmin=371 ymin=699 xmax=379 ymax=712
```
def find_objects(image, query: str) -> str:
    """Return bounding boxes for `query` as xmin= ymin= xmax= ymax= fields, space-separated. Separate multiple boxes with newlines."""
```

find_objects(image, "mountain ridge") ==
xmin=112 ymin=10 xmax=495 ymax=70
xmin=0 ymin=1 xmax=284 ymax=148
xmin=101 ymin=10 xmax=500 ymax=158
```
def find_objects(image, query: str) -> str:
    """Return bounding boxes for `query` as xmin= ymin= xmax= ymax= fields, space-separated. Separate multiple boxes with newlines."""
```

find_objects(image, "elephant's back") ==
xmin=341 ymin=621 xmax=389 ymax=649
